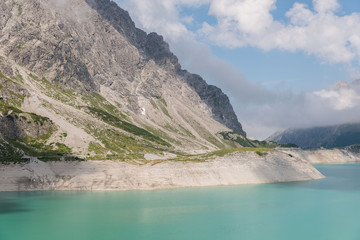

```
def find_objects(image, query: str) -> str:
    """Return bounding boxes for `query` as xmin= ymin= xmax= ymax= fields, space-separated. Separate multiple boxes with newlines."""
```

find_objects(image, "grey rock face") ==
xmin=85 ymin=0 xmax=147 ymax=49
xmin=1 ymin=1 xmax=96 ymax=91
xmin=85 ymin=0 xmax=180 ymax=67
xmin=0 ymin=113 xmax=55 ymax=139
xmin=182 ymin=72 xmax=246 ymax=136
xmin=84 ymin=0 xmax=245 ymax=134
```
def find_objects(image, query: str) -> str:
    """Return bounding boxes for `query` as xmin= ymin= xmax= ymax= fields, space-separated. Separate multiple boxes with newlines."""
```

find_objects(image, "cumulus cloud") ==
xmin=314 ymin=89 xmax=359 ymax=110
xmin=201 ymin=0 xmax=360 ymax=65
xmin=209 ymin=0 xmax=276 ymax=34
xmin=240 ymin=80 xmax=360 ymax=139
xmin=313 ymin=0 xmax=340 ymax=13
xmin=114 ymin=0 xmax=360 ymax=139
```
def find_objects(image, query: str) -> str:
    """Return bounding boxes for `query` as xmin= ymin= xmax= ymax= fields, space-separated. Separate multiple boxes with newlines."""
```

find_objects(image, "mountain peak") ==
xmin=331 ymin=80 xmax=349 ymax=90
xmin=0 ymin=0 xmax=246 ymax=161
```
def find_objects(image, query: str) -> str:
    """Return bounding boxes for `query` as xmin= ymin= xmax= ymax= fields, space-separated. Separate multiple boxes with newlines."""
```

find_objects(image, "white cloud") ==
xmin=241 ymin=80 xmax=360 ymax=139
xmin=314 ymin=88 xmax=360 ymax=110
xmin=116 ymin=0 xmax=360 ymax=69
xmin=313 ymin=0 xmax=340 ymax=13
xmin=286 ymin=3 xmax=314 ymax=25
xmin=209 ymin=0 xmax=276 ymax=34
xmin=181 ymin=16 xmax=194 ymax=24
xmin=202 ymin=0 xmax=360 ymax=64
xmin=117 ymin=0 xmax=190 ymax=39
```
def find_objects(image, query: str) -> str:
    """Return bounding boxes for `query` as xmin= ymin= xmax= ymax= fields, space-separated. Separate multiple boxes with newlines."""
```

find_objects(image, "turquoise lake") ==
xmin=1 ymin=164 xmax=360 ymax=240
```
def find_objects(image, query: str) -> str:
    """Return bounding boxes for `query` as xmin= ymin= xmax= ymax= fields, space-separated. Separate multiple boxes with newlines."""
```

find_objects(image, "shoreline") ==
xmin=280 ymin=147 xmax=360 ymax=164
xmin=0 ymin=178 xmax=324 ymax=193
xmin=0 ymin=151 xmax=324 ymax=192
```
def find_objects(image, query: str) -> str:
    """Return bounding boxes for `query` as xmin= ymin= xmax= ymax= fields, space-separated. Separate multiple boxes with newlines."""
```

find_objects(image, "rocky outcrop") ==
xmin=182 ymin=72 xmax=245 ymax=135
xmin=0 ymin=151 xmax=324 ymax=192
xmin=0 ymin=112 xmax=55 ymax=139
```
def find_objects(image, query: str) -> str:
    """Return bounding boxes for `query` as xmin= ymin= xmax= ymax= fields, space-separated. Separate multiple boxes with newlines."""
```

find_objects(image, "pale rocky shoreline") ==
xmin=282 ymin=147 xmax=360 ymax=164
xmin=0 ymin=151 xmax=324 ymax=192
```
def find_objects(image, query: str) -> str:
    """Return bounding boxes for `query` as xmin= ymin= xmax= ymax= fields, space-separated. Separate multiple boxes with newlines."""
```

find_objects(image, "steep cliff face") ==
xmin=80 ymin=0 xmax=245 ymax=134
xmin=0 ymin=0 xmax=246 ymax=161
xmin=182 ymin=72 xmax=245 ymax=135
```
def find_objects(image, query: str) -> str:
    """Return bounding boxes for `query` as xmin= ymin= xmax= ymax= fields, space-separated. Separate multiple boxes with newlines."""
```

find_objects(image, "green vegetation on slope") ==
xmin=145 ymin=147 xmax=274 ymax=164
xmin=9 ymin=137 xmax=76 ymax=162
xmin=82 ymin=93 xmax=128 ymax=120
xmin=86 ymin=107 xmax=170 ymax=147
xmin=0 ymin=139 xmax=26 ymax=164
xmin=0 ymin=72 xmax=25 ymax=107
xmin=28 ymin=74 xmax=77 ymax=106
xmin=0 ymin=71 xmax=281 ymax=164
xmin=0 ymin=72 xmax=77 ymax=163
xmin=0 ymin=104 xmax=75 ymax=162
xmin=156 ymin=96 xmax=171 ymax=118
xmin=13 ymin=2 xmax=23 ymax=16
xmin=28 ymin=73 xmax=170 ymax=149
xmin=86 ymin=127 xmax=163 ymax=161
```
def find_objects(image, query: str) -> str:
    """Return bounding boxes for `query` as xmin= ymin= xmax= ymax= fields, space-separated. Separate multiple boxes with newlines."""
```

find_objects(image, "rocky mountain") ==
xmin=268 ymin=79 xmax=360 ymax=150
xmin=0 ymin=0 xmax=248 ymax=162
xmin=267 ymin=123 xmax=360 ymax=149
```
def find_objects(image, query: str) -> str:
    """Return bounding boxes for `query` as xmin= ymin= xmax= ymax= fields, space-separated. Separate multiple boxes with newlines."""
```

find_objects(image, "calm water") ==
xmin=1 ymin=164 xmax=360 ymax=240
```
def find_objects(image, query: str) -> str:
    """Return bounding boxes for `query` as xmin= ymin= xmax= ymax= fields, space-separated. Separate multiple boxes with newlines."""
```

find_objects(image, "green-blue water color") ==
xmin=1 ymin=164 xmax=360 ymax=240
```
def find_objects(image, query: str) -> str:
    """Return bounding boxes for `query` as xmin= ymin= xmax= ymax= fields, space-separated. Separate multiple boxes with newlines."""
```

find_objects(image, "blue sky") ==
xmin=178 ymin=0 xmax=359 ymax=92
xmin=116 ymin=0 xmax=360 ymax=139
xmin=207 ymin=45 xmax=348 ymax=92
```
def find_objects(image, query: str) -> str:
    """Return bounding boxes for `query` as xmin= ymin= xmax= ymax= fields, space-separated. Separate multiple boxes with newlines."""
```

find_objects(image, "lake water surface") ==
xmin=1 ymin=164 xmax=360 ymax=240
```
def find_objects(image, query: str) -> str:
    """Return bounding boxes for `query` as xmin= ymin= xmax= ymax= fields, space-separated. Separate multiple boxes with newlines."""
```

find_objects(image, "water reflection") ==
xmin=0 ymin=164 xmax=360 ymax=240
xmin=276 ymin=164 xmax=360 ymax=192
xmin=0 ymin=198 xmax=29 ymax=214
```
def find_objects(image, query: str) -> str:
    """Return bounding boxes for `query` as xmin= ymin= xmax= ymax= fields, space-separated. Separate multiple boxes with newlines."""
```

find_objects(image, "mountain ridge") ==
xmin=85 ymin=0 xmax=245 ymax=134
xmin=0 ymin=0 xmax=247 ymax=161
xmin=267 ymin=122 xmax=360 ymax=149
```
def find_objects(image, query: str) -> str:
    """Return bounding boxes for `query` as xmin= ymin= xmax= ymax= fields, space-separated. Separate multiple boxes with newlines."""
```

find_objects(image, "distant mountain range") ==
xmin=267 ymin=123 xmax=360 ymax=149
xmin=268 ymin=79 xmax=360 ymax=150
